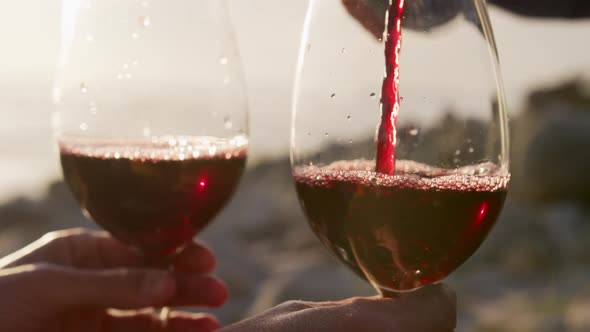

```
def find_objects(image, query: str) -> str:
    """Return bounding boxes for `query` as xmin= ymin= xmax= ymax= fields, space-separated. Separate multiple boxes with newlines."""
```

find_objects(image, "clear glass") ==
xmin=291 ymin=0 xmax=510 ymax=297
xmin=52 ymin=0 xmax=248 ymax=280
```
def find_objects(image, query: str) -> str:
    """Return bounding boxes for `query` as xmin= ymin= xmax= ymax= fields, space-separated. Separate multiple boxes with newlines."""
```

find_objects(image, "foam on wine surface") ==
xmin=59 ymin=135 xmax=248 ymax=161
xmin=294 ymin=160 xmax=508 ymax=292
xmin=60 ymin=136 xmax=247 ymax=256
xmin=296 ymin=159 xmax=508 ymax=192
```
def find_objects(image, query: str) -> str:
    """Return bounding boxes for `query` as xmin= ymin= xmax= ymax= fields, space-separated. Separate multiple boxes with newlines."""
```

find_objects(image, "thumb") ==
xmin=396 ymin=283 xmax=457 ymax=331
xmin=30 ymin=264 xmax=176 ymax=310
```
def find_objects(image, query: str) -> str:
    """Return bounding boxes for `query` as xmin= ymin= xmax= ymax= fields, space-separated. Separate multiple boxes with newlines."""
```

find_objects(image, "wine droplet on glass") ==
xmin=224 ymin=117 xmax=233 ymax=130
xmin=138 ymin=16 xmax=151 ymax=28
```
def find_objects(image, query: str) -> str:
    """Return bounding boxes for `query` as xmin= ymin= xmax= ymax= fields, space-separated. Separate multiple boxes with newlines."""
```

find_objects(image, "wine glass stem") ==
xmin=379 ymin=288 xmax=401 ymax=299
xmin=148 ymin=248 xmax=185 ymax=327
xmin=159 ymin=306 xmax=171 ymax=327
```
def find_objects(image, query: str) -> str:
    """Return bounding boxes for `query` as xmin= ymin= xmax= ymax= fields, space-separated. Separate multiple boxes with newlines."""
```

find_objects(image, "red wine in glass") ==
xmin=60 ymin=136 xmax=247 ymax=256
xmin=294 ymin=160 xmax=508 ymax=293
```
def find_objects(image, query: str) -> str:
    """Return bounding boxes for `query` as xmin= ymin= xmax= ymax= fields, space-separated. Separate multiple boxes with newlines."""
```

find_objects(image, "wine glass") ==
xmin=291 ymin=0 xmax=510 ymax=298
xmin=52 ymin=0 xmax=247 ymax=319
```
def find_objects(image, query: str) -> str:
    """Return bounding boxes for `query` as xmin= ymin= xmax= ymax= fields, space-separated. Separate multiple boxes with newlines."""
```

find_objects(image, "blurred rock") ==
xmin=0 ymin=182 xmax=87 ymax=257
xmin=524 ymin=113 xmax=590 ymax=204
xmin=510 ymin=79 xmax=590 ymax=206
xmin=247 ymin=259 xmax=374 ymax=316
xmin=473 ymin=203 xmax=563 ymax=274
xmin=565 ymin=285 xmax=590 ymax=331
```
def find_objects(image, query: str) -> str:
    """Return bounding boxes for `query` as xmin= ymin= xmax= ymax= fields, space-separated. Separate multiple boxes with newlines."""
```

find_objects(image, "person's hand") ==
xmin=0 ymin=228 xmax=227 ymax=332
xmin=220 ymin=284 xmax=456 ymax=332
xmin=490 ymin=0 xmax=590 ymax=19
xmin=342 ymin=0 xmax=590 ymax=39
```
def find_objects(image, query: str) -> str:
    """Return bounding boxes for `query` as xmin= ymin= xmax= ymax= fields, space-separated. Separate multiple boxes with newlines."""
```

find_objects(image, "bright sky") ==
xmin=0 ymin=0 xmax=588 ymax=202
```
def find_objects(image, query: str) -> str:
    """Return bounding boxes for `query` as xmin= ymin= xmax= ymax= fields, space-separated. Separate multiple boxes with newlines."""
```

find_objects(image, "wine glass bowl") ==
xmin=291 ymin=0 xmax=509 ymax=295
xmin=53 ymin=0 xmax=248 ymax=257
xmin=59 ymin=136 xmax=247 ymax=256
